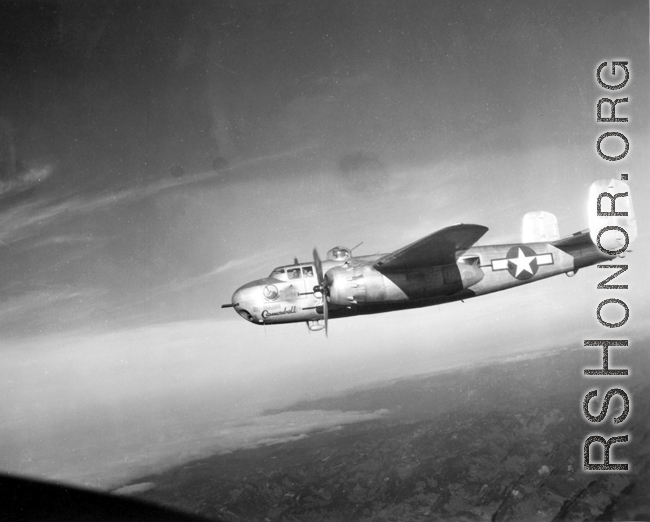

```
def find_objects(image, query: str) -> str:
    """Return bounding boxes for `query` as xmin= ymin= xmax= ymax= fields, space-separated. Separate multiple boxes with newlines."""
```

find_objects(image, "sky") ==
xmin=0 ymin=0 xmax=648 ymax=490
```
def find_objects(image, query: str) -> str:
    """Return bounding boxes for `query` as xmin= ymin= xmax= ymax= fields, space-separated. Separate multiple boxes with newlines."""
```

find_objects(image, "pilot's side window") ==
xmin=288 ymin=268 xmax=302 ymax=279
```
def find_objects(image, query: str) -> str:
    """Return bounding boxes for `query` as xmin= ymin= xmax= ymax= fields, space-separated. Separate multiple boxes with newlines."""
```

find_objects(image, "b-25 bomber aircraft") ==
xmin=223 ymin=179 xmax=636 ymax=336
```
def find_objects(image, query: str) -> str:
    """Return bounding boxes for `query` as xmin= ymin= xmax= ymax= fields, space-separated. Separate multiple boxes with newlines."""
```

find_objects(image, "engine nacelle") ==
xmin=326 ymin=265 xmax=369 ymax=306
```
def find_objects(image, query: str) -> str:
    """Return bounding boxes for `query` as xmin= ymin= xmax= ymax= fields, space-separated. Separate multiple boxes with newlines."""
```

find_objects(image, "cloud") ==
xmin=0 ymin=288 xmax=106 ymax=330
xmin=112 ymin=482 xmax=155 ymax=495
xmin=113 ymin=248 xmax=285 ymax=311
xmin=0 ymin=164 xmax=54 ymax=198
xmin=30 ymin=233 xmax=98 ymax=248
xmin=208 ymin=409 xmax=390 ymax=453
xmin=0 ymin=170 xmax=210 ymax=245
xmin=0 ymin=317 xmax=400 ymax=488
xmin=209 ymin=250 xmax=281 ymax=278
xmin=0 ymin=143 xmax=323 ymax=248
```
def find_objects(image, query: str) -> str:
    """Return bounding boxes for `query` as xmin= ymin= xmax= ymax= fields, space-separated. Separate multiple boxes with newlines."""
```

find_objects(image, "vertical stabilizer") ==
xmin=522 ymin=211 xmax=559 ymax=243
xmin=588 ymin=179 xmax=636 ymax=253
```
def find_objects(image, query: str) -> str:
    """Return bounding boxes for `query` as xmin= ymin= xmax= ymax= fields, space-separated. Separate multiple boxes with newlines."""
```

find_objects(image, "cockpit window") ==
xmin=269 ymin=265 xmax=315 ymax=280
xmin=269 ymin=267 xmax=285 ymax=278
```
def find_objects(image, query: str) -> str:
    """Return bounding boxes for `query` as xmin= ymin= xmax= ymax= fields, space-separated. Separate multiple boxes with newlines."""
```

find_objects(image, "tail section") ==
xmin=588 ymin=179 xmax=636 ymax=254
xmin=552 ymin=178 xmax=636 ymax=270
xmin=522 ymin=211 xmax=560 ymax=243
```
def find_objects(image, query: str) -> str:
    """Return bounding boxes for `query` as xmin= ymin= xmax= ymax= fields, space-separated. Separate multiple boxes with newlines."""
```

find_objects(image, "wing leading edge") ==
xmin=373 ymin=224 xmax=489 ymax=271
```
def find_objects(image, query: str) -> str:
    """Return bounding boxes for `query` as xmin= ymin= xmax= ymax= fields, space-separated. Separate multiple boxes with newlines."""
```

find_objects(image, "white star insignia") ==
xmin=509 ymin=248 xmax=535 ymax=277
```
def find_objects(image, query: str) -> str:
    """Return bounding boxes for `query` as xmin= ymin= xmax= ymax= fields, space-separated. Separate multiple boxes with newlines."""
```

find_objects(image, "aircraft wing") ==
xmin=373 ymin=224 xmax=488 ymax=271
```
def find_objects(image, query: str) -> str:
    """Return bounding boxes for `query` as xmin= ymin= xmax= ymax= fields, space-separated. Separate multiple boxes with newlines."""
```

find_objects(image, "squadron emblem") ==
xmin=262 ymin=284 xmax=279 ymax=301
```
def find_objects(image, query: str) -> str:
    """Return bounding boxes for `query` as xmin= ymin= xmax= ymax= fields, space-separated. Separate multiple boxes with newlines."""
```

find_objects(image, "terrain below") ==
xmin=133 ymin=345 xmax=650 ymax=521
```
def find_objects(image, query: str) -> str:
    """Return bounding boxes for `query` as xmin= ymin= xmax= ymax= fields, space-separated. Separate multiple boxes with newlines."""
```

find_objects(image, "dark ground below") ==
xmin=132 ymin=345 xmax=650 ymax=522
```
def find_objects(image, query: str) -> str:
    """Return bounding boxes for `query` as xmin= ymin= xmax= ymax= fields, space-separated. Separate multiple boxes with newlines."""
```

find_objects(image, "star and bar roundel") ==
xmin=490 ymin=245 xmax=554 ymax=280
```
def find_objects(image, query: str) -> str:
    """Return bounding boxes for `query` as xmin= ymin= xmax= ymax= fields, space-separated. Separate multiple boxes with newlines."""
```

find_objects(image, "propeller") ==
xmin=313 ymin=248 xmax=329 ymax=337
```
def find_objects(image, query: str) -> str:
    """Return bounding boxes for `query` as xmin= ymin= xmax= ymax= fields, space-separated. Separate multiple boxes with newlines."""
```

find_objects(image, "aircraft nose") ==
xmin=232 ymin=284 xmax=257 ymax=306
xmin=231 ymin=284 xmax=259 ymax=323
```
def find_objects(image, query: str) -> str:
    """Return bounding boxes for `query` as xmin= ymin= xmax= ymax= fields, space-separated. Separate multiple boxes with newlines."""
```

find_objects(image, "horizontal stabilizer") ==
xmin=374 ymin=224 xmax=488 ymax=271
xmin=588 ymin=179 xmax=636 ymax=252
xmin=522 ymin=211 xmax=559 ymax=243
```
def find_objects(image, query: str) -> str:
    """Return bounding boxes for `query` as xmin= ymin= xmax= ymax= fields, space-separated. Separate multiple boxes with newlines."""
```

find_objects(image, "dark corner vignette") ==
xmin=582 ymin=60 xmax=633 ymax=472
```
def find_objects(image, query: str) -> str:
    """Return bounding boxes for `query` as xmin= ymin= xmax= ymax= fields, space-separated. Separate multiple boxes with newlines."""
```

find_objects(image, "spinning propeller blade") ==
xmin=313 ymin=248 xmax=329 ymax=337
xmin=322 ymin=286 xmax=329 ymax=338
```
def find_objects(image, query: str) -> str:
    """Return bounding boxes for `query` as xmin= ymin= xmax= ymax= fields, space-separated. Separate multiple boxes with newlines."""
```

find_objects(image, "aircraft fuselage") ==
xmin=228 ymin=235 xmax=613 ymax=326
